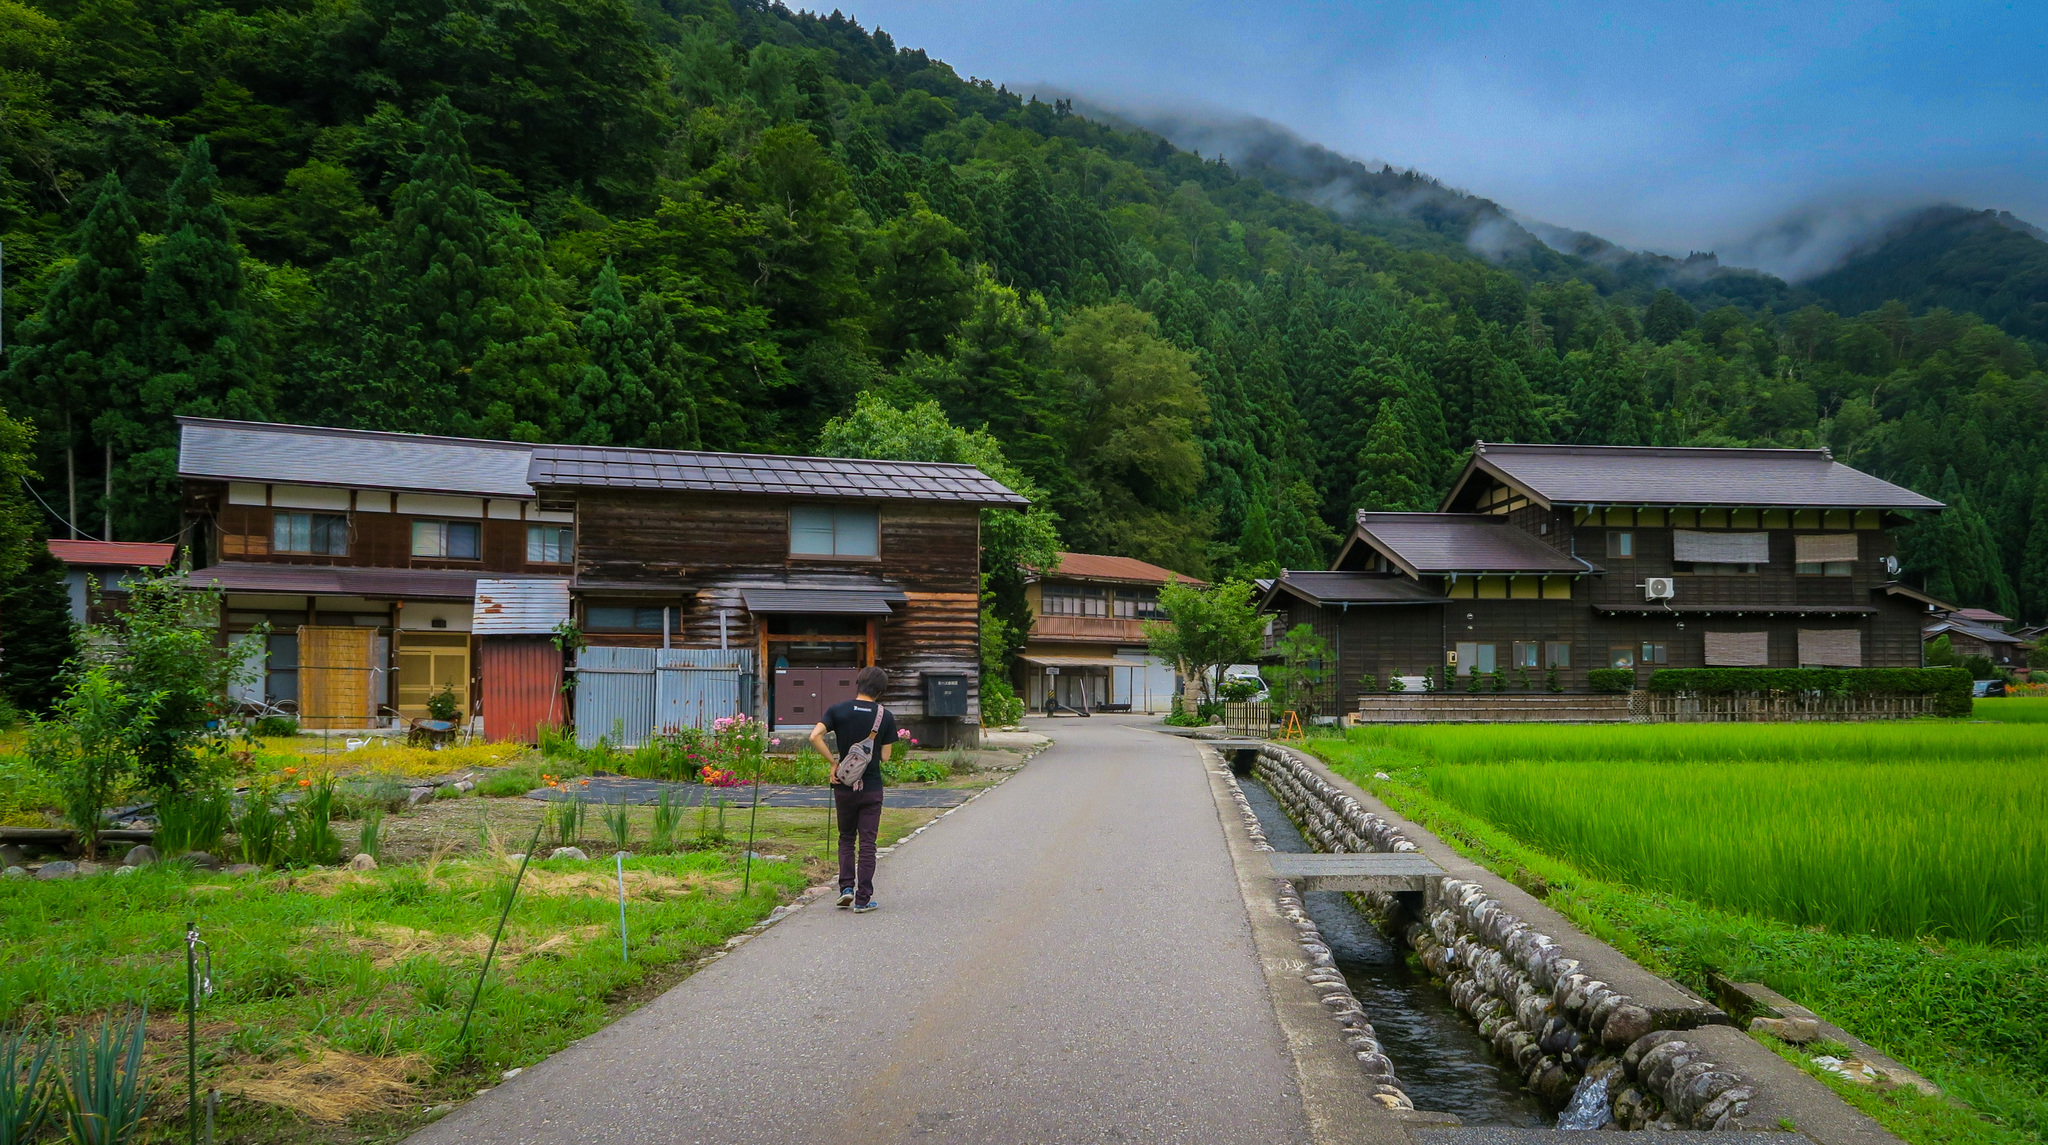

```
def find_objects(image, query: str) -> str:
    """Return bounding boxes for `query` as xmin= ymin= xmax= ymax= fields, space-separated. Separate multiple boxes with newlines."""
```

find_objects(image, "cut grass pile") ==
xmin=0 ymin=848 xmax=805 ymax=1128
xmin=1308 ymin=721 xmax=2048 ymax=1145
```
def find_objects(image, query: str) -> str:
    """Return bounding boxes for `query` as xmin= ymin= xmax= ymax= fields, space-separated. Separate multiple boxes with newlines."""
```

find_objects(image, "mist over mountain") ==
xmin=1048 ymin=94 xmax=1791 ymax=307
xmin=1047 ymin=91 xmax=2048 ymax=347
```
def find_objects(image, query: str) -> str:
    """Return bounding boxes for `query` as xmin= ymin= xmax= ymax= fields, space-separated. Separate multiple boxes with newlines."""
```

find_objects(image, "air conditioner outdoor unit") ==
xmin=1644 ymin=577 xmax=1677 ymax=601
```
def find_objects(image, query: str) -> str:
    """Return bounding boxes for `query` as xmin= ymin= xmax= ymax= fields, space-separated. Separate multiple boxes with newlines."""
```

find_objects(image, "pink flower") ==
xmin=770 ymin=737 xmax=781 ymax=746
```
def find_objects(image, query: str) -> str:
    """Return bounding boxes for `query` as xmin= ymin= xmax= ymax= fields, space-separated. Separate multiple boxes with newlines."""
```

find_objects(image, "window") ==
xmin=1608 ymin=531 xmax=1635 ymax=558
xmin=1513 ymin=641 xmax=1541 ymax=669
xmin=1112 ymin=589 xmax=1163 ymax=620
xmin=1042 ymin=584 xmax=1108 ymax=617
xmin=1545 ymin=641 xmax=1572 ymax=669
xmin=527 ymin=525 xmax=573 ymax=564
xmin=272 ymin=512 xmax=348 ymax=555
xmin=1795 ymin=534 xmax=1856 ymax=576
xmin=1454 ymin=641 xmax=1497 ymax=676
xmin=412 ymin=519 xmax=480 ymax=559
xmin=1639 ymin=641 xmax=1669 ymax=665
xmin=789 ymin=505 xmax=879 ymax=557
xmin=1609 ymin=646 xmax=1637 ymax=669
xmin=586 ymin=605 xmax=666 ymax=631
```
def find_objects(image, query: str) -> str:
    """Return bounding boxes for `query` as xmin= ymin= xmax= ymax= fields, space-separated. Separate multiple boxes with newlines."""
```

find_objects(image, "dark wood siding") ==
xmin=186 ymin=480 xmax=557 ymax=575
xmin=569 ymin=490 xmax=984 ymax=728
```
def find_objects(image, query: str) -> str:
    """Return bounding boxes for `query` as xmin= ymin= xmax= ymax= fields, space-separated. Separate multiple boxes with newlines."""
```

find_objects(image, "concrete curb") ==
xmin=1197 ymin=741 xmax=1458 ymax=1145
xmin=1261 ymin=739 xmax=1903 ymax=1143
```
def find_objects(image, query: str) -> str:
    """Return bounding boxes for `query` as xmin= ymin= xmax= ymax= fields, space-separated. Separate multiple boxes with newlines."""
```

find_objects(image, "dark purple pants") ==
xmin=834 ymin=785 xmax=885 ymax=905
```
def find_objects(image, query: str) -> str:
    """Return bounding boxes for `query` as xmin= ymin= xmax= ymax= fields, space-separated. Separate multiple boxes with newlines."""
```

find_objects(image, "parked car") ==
xmin=1216 ymin=664 xmax=1269 ymax=703
xmin=1973 ymin=679 xmax=2007 ymax=697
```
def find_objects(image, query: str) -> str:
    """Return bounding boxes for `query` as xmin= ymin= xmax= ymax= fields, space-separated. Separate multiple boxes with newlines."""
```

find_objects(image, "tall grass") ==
xmin=1970 ymin=696 xmax=2048 ymax=723
xmin=1404 ymin=759 xmax=2046 ymax=944
xmin=1339 ymin=721 xmax=2047 ymax=765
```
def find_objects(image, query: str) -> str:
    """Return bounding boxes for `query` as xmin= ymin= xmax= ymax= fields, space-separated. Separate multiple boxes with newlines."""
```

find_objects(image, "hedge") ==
xmin=1644 ymin=667 xmax=1973 ymax=717
xmin=1587 ymin=668 xmax=1635 ymax=693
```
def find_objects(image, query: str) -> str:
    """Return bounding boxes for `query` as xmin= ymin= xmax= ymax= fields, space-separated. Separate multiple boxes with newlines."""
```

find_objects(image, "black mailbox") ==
xmin=925 ymin=673 xmax=969 ymax=718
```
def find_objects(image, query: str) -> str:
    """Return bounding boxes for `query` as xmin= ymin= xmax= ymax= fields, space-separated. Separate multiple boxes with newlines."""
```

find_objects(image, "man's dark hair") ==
xmin=855 ymin=665 xmax=888 ymax=697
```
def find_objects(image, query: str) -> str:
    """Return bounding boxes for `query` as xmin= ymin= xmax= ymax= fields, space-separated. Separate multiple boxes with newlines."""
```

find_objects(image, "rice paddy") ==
xmin=1313 ymin=722 xmax=2048 ymax=945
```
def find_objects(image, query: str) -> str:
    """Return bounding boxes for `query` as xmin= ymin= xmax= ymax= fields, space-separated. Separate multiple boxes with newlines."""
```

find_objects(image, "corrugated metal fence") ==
xmin=572 ymin=646 xmax=759 ymax=747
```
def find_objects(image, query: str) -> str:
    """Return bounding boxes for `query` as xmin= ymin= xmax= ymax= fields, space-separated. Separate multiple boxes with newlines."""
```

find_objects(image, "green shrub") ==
xmin=1645 ymin=667 xmax=1973 ymax=717
xmin=251 ymin=715 xmax=298 ymax=738
xmin=235 ymin=784 xmax=288 ymax=866
xmin=1587 ymin=668 xmax=1635 ymax=693
xmin=881 ymin=756 xmax=948 ymax=784
xmin=980 ymin=673 xmax=1025 ymax=726
xmin=57 ymin=1011 xmax=150 ymax=1144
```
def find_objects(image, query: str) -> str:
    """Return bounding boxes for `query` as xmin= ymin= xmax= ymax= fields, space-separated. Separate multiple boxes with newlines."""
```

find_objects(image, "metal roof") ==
xmin=473 ymin=579 xmax=572 ymax=634
xmin=1352 ymin=513 xmax=1593 ymax=576
xmin=528 ymin=446 xmax=1028 ymax=506
xmin=178 ymin=418 xmax=537 ymax=499
xmin=739 ymin=588 xmax=906 ymax=615
xmin=1266 ymin=571 xmax=1450 ymax=606
xmin=47 ymin=540 xmax=176 ymax=567
xmin=1017 ymin=654 xmax=1125 ymax=668
xmin=186 ymin=562 xmax=482 ymax=600
xmin=1924 ymin=618 xmax=2024 ymax=645
xmin=1447 ymin=442 xmax=1943 ymax=511
xmin=1038 ymin=552 xmax=1203 ymax=586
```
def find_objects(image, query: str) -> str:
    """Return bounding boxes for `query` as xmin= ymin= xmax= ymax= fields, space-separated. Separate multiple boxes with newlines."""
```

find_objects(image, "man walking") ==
xmin=809 ymin=666 xmax=897 ymax=913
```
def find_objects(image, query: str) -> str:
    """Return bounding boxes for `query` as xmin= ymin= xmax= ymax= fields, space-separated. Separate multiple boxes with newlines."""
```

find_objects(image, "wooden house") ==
xmin=1264 ymin=443 xmax=1947 ymax=714
xmin=177 ymin=419 xmax=1023 ymax=745
xmin=1013 ymin=552 xmax=1198 ymax=714
xmin=178 ymin=418 xmax=572 ymax=731
xmin=524 ymin=443 xmax=1024 ymax=746
xmin=45 ymin=539 xmax=177 ymax=625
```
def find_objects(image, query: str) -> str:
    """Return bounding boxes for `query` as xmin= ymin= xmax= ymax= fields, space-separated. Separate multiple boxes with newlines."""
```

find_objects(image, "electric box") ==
xmin=925 ymin=673 xmax=969 ymax=718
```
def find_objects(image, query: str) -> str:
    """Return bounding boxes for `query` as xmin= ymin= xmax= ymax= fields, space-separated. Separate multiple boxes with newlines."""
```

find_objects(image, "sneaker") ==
xmin=851 ymin=900 xmax=880 ymax=913
xmin=836 ymin=888 xmax=855 ymax=908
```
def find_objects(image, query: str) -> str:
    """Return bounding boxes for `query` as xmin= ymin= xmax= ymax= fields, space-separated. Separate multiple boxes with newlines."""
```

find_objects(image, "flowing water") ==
xmin=1241 ymin=777 xmax=1551 ymax=1126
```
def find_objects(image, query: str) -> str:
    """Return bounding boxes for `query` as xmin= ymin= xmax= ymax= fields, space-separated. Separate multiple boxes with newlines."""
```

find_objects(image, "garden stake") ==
xmin=615 ymin=851 xmax=629 ymax=962
xmin=459 ymin=813 xmax=547 ymax=1052
xmin=184 ymin=921 xmax=212 ymax=1145
xmin=741 ymin=742 xmax=765 ymax=896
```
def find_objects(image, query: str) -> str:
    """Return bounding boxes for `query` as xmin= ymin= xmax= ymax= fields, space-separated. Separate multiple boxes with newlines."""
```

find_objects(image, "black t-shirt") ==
xmin=821 ymin=698 xmax=897 ymax=790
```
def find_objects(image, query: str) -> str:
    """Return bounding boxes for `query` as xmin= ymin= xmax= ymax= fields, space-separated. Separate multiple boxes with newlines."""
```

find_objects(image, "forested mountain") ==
xmin=3 ymin=0 xmax=2047 ymax=628
xmin=1802 ymin=207 xmax=2048 ymax=348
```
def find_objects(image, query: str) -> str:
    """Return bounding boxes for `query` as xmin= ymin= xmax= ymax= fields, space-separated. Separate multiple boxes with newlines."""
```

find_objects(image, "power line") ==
xmin=19 ymin=478 xmax=90 ymax=538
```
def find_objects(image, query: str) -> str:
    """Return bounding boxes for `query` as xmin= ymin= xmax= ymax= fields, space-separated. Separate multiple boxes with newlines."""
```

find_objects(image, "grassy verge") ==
xmin=0 ymin=743 xmax=1004 ymax=1142
xmin=1306 ymin=733 xmax=2047 ymax=1145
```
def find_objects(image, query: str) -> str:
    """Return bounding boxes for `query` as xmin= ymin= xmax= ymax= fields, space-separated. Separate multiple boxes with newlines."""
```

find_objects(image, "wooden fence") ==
xmin=1629 ymin=691 xmax=1942 ymax=723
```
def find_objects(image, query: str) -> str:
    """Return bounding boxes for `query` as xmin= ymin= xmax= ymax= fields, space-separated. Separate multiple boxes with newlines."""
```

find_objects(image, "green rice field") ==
xmin=1310 ymin=719 xmax=2048 ymax=1144
xmin=1319 ymin=721 xmax=2047 ymax=944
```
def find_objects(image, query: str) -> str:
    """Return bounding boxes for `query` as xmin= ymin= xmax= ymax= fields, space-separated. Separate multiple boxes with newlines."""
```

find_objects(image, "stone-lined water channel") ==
xmin=1240 ymin=776 xmax=1551 ymax=1127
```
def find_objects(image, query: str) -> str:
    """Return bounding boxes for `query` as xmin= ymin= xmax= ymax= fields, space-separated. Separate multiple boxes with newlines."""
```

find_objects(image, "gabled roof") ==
xmin=1953 ymin=607 xmax=2013 ymax=626
xmin=47 ymin=540 xmax=176 ymax=567
xmin=1878 ymin=582 xmax=1958 ymax=614
xmin=1925 ymin=618 xmax=2025 ymax=646
xmin=1265 ymin=571 xmax=1449 ymax=608
xmin=527 ymin=446 xmax=1027 ymax=506
xmin=1350 ymin=512 xmax=1593 ymax=577
xmin=178 ymin=418 xmax=538 ymax=499
xmin=1038 ymin=552 xmax=1202 ymax=586
xmin=1442 ymin=442 xmax=1943 ymax=511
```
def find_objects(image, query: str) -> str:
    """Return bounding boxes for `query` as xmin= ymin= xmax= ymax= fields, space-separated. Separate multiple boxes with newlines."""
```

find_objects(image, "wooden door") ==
xmin=480 ymin=636 xmax=562 ymax=744
xmin=300 ymin=626 xmax=372 ymax=729
xmin=398 ymin=633 xmax=471 ymax=721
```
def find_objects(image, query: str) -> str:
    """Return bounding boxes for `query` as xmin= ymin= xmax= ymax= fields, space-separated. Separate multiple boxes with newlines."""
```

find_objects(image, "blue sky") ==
xmin=839 ymin=1 xmax=2046 ymax=276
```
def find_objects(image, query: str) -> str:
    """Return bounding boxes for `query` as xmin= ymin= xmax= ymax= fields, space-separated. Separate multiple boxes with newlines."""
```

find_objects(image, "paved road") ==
xmin=409 ymin=715 xmax=1309 ymax=1145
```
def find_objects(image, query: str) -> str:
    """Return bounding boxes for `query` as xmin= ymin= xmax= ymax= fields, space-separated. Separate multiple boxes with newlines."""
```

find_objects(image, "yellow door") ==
xmin=398 ymin=633 xmax=471 ymax=722
xmin=300 ymin=626 xmax=373 ymax=730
